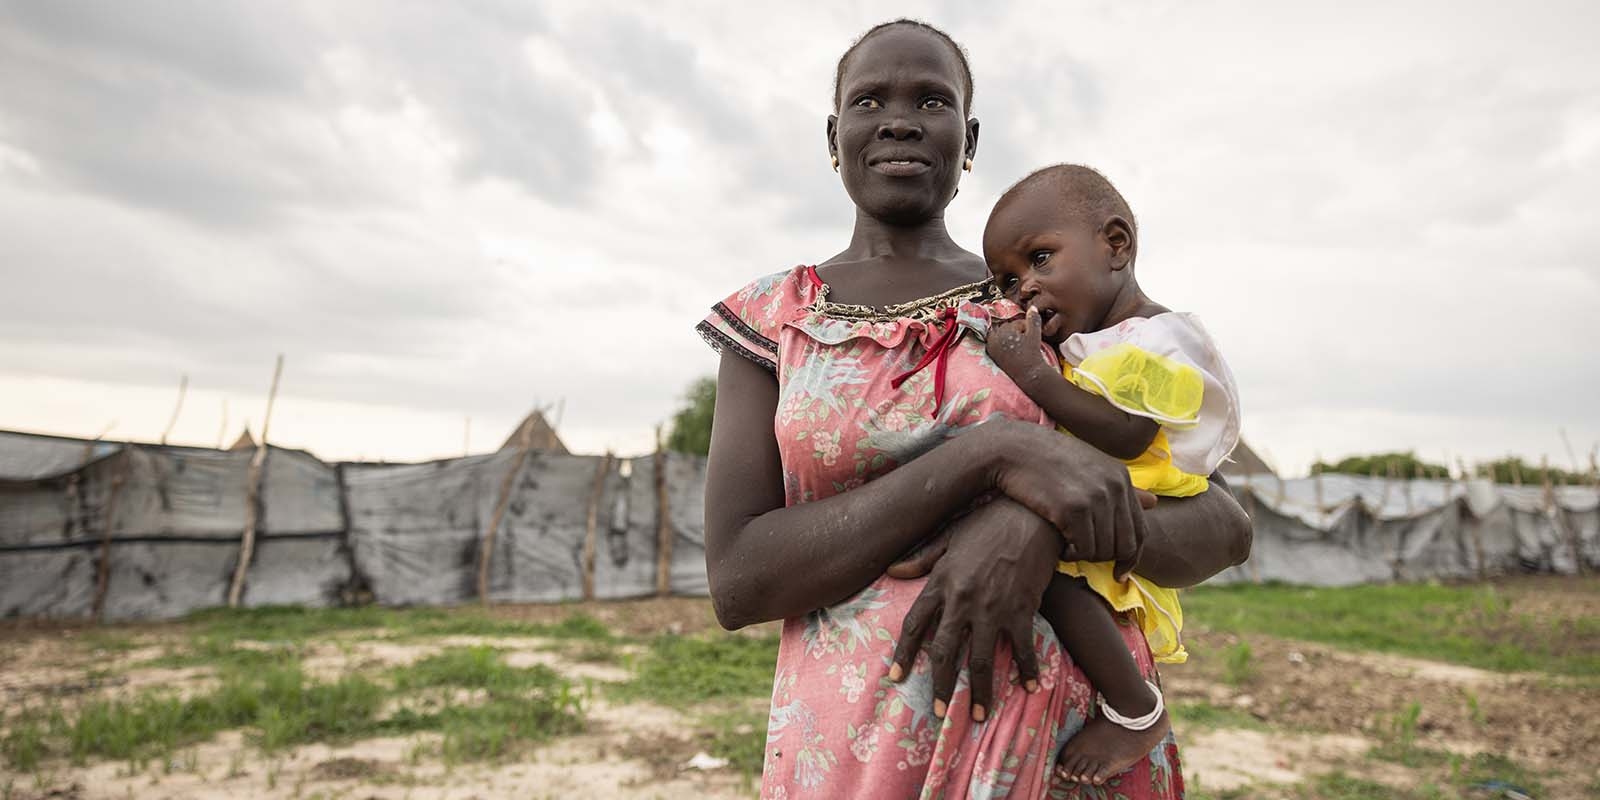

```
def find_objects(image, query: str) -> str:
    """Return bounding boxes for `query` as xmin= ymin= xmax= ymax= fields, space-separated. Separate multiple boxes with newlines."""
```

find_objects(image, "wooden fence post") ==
xmin=582 ymin=453 xmax=614 ymax=601
xmin=655 ymin=427 xmax=672 ymax=597
xmin=91 ymin=448 xmax=133 ymax=623
xmin=478 ymin=419 xmax=535 ymax=605
xmin=228 ymin=355 xmax=283 ymax=608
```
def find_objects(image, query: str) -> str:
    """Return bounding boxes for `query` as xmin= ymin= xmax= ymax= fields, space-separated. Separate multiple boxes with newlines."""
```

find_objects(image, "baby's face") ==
xmin=983 ymin=190 xmax=1121 ymax=345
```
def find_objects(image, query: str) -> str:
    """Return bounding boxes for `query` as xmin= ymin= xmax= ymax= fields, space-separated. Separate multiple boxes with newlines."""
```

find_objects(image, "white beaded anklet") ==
xmin=1097 ymin=680 xmax=1165 ymax=731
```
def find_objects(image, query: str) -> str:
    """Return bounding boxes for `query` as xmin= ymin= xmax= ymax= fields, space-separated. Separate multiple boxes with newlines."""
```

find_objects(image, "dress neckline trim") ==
xmin=803 ymin=265 xmax=998 ymax=324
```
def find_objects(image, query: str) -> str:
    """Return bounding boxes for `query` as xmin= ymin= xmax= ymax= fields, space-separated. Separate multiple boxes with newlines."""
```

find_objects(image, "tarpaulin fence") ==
xmin=2 ymin=429 xmax=1595 ymax=619
xmin=0 ymin=430 xmax=707 ymax=620
xmin=1216 ymin=472 xmax=1599 ymax=586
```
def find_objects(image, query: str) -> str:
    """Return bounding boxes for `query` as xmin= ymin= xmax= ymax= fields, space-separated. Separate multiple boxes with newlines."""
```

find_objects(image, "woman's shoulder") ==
xmin=695 ymin=266 xmax=816 ymax=372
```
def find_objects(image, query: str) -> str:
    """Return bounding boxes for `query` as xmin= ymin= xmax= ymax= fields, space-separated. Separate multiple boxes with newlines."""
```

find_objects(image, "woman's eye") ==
xmin=1029 ymin=251 xmax=1051 ymax=268
xmin=854 ymin=97 xmax=880 ymax=109
xmin=920 ymin=97 xmax=947 ymax=110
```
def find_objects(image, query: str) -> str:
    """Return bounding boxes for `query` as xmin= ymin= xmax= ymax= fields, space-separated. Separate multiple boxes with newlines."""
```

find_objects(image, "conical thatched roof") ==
xmin=229 ymin=429 xmax=258 ymax=452
xmin=499 ymin=410 xmax=567 ymax=454
xmin=1223 ymin=439 xmax=1276 ymax=477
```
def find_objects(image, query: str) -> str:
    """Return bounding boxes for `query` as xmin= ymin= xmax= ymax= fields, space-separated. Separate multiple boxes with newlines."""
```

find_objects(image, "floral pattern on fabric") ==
xmin=697 ymin=265 xmax=1184 ymax=799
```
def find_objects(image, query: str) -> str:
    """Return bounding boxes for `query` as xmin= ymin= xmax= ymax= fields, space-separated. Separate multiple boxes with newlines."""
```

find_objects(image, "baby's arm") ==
xmin=986 ymin=309 xmax=1158 ymax=461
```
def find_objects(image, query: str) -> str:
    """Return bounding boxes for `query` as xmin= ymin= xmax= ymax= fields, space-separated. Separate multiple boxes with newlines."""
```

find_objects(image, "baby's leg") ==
xmin=1040 ymin=573 xmax=1171 ymax=786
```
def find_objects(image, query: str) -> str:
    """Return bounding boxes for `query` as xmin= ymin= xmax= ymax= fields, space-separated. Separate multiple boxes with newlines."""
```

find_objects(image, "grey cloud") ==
xmin=0 ymin=1 xmax=604 ymax=226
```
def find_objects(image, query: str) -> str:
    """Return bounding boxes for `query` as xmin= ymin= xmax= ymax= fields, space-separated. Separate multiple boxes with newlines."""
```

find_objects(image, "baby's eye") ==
xmin=920 ymin=97 xmax=947 ymax=110
xmin=853 ymin=96 xmax=881 ymax=110
xmin=999 ymin=275 xmax=1018 ymax=294
xmin=1029 ymin=251 xmax=1052 ymax=268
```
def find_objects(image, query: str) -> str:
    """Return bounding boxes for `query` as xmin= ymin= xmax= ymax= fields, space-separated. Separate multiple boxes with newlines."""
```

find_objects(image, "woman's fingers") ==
xmin=890 ymin=591 xmax=942 ymax=682
xmin=966 ymin=626 xmax=998 ymax=722
xmin=926 ymin=617 xmax=965 ymax=719
xmin=1112 ymin=492 xmax=1141 ymax=580
xmin=1007 ymin=618 xmax=1041 ymax=691
xmin=1136 ymin=489 xmax=1159 ymax=510
xmin=1117 ymin=494 xmax=1152 ymax=581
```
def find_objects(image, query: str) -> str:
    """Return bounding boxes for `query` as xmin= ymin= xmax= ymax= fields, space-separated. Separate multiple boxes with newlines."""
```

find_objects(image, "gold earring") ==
xmin=963 ymin=158 xmax=973 ymax=172
xmin=831 ymin=155 xmax=840 ymax=172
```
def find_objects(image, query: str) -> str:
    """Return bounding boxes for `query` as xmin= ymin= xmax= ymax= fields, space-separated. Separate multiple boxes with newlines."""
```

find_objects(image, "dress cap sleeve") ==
xmin=695 ymin=268 xmax=803 ymax=373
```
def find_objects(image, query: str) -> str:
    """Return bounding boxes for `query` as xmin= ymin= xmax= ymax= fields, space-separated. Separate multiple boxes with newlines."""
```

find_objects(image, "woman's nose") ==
xmin=876 ymin=116 xmax=923 ymax=140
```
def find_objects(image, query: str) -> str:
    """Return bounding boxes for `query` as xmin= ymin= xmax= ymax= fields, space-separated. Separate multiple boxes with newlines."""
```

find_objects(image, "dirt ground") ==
xmin=2 ymin=579 xmax=1597 ymax=799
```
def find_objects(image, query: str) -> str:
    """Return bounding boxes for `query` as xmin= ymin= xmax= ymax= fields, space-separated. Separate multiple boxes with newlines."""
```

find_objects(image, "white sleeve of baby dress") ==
xmin=1058 ymin=312 xmax=1241 ymax=476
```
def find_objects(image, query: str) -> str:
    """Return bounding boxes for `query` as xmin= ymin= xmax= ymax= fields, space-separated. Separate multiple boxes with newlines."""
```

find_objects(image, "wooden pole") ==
xmin=581 ymin=453 xmax=614 ymax=601
xmin=91 ymin=448 xmax=133 ymax=622
xmin=655 ymin=426 xmax=672 ymax=597
xmin=477 ymin=417 xmax=535 ymax=605
xmin=227 ymin=355 xmax=283 ymax=608
xmin=1458 ymin=457 xmax=1486 ymax=579
xmin=1510 ymin=457 xmax=1523 ymax=488
xmin=1312 ymin=455 xmax=1324 ymax=512
xmin=159 ymin=375 xmax=188 ymax=445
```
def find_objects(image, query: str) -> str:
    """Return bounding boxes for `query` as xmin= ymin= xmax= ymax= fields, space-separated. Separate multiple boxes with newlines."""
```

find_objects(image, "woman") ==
xmin=698 ymin=20 xmax=1250 ymax=798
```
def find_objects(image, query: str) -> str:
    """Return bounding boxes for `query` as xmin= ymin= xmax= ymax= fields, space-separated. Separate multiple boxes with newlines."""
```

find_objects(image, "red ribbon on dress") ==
xmin=890 ymin=306 xmax=961 ymax=411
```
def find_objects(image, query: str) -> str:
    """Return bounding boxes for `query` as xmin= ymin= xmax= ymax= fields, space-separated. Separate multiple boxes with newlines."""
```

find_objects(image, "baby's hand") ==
xmin=986 ymin=307 xmax=1046 ymax=378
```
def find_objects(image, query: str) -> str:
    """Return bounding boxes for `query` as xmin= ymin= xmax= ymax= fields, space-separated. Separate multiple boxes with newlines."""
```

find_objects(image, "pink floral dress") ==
xmin=698 ymin=265 xmax=1184 ymax=800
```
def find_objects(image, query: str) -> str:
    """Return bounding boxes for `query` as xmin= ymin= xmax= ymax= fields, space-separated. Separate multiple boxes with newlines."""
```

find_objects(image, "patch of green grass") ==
xmin=1222 ymin=641 xmax=1256 ymax=686
xmin=1169 ymin=700 xmax=1266 ymax=731
xmin=1184 ymin=582 xmax=1600 ymax=676
xmin=1 ymin=707 xmax=62 ymax=772
xmin=183 ymin=605 xmax=391 ymax=644
xmin=1368 ymin=701 xmax=1450 ymax=768
xmin=615 ymin=633 xmax=778 ymax=707
xmin=4 ymin=649 xmax=585 ymax=771
xmin=529 ymin=613 xmax=615 ymax=641
xmin=391 ymin=646 xmax=560 ymax=694
xmin=1450 ymin=752 xmax=1544 ymax=796
xmin=144 ymin=633 xmax=302 ymax=671
xmin=1298 ymin=771 xmax=1446 ymax=800
xmin=702 ymin=710 xmax=766 ymax=780
xmin=250 ymin=669 xmax=387 ymax=751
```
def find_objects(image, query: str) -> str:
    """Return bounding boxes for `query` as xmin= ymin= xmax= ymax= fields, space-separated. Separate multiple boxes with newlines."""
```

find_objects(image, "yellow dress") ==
xmin=1053 ymin=329 xmax=1238 ymax=665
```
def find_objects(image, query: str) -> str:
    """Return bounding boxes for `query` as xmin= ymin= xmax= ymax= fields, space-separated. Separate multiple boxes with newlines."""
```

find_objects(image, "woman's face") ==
xmin=829 ymin=27 xmax=978 ymax=226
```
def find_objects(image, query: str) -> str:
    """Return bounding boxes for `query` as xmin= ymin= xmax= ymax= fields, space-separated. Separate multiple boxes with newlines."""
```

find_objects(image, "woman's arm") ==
xmin=705 ymin=351 xmax=1000 ymax=629
xmin=706 ymin=349 xmax=1152 ymax=630
xmin=1131 ymin=470 xmax=1252 ymax=587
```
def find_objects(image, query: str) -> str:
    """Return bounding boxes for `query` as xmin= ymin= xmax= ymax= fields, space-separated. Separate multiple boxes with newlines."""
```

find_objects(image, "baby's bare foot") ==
xmin=1054 ymin=708 xmax=1170 ymax=786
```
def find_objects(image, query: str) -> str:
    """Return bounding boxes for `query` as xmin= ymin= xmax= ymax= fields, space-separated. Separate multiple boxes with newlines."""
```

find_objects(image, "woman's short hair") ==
xmin=832 ymin=19 xmax=974 ymax=114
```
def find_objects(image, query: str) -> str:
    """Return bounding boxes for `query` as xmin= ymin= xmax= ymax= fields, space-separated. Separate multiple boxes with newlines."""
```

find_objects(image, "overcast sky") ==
xmin=1 ymin=0 xmax=1596 ymax=475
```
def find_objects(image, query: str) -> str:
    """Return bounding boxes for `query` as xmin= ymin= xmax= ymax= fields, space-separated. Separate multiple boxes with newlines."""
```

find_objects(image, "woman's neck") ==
xmin=837 ymin=209 xmax=967 ymax=266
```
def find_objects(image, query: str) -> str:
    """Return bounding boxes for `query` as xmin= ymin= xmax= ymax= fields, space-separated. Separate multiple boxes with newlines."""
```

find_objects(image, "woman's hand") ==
xmin=889 ymin=498 xmax=1058 ymax=723
xmin=984 ymin=419 xmax=1153 ymax=580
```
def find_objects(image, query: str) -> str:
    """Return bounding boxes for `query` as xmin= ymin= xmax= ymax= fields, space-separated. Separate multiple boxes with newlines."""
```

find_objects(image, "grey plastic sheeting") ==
xmin=1216 ymin=475 xmax=1599 ymax=586
xmin=343 ymin=450 xmax=709 ymax=608
xmin=4 ymin=425 xmax=1598 ymax=620
xmin=0 ymin=441 xmax=349 ymax=620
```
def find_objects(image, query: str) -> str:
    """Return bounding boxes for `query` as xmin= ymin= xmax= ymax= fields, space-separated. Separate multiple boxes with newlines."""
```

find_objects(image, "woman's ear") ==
xmin=1103 ymin=215 xmax=1135 ymax=270
xmin=965 ymin=117 xmax=980 ymax=162
xmin=826 ymin=115 xmax=840 ymax=162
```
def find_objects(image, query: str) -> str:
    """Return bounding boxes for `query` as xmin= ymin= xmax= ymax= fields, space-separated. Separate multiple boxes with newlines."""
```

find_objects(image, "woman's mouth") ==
xmin=869 ymin=157 xmax=932 ymax=177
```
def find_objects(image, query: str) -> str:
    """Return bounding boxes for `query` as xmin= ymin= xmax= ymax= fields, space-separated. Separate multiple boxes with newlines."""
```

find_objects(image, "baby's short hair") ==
xmin=997 ymin=163 xmax=1137 ymax=236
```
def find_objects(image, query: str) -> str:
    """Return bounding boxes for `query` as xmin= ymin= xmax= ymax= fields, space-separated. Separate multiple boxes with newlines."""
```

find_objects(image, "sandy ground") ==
xmin=3 ymin=580 xmax=1597 ymax=799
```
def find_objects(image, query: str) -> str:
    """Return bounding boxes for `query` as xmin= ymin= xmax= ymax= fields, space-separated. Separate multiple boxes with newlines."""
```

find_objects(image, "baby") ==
xmin=983 ymin=164 xmax=1240 ymax=785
